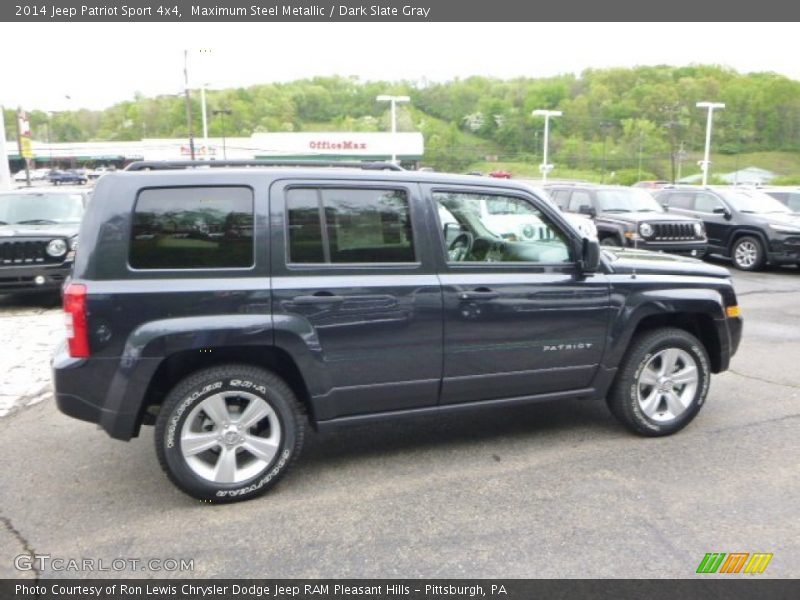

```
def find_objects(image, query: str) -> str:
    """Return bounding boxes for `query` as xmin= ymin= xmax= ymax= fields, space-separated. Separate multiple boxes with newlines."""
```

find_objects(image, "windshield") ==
xmin=596 ymin=189 xmax=663 ymax=213
xmin=720 ymin=190 xmax=792 ymax=214
xmin=0 ymin=193 xmax=84 ymax=225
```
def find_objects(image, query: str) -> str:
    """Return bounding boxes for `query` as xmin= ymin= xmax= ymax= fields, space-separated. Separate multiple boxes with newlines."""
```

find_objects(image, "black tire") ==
xmin=600 ymin=235 xmax=621 ymax=247
xmin=731 ymin=235 xmax=766 ymax=271
xmin=607 ymin=328 xmax=711 ymax=437
xmin=155 ymin=364 xmax=305 ymax=503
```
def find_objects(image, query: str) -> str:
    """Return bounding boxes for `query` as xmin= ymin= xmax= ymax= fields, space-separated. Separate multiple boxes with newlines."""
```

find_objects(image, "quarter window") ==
xmin=286 ymin=188 xmax=415 ymax=264
xmin=130 ymin=186 xmax=254 ymax=270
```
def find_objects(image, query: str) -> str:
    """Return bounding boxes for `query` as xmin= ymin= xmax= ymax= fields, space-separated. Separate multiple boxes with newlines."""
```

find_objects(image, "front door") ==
xmin=423 ymin=186 xmax=611 ymax=405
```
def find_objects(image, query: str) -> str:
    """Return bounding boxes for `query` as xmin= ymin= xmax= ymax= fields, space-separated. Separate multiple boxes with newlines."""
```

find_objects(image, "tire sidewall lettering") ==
xmin=629 ymin=340 xmax=709 ymax=431
xmin=162 ymin=373 xmax=294 ymax=500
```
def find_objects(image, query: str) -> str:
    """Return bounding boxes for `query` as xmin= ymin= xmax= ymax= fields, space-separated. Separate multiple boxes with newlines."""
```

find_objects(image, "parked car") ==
xmin=758 ymin=186 xmax=800 ymax=213
xmin=48 ymin=170 xmax=88 ymax=185
xmin=54 ymin=160 xmax=742 ymax=503
xmin=654 ymin=186 xmax=800 ymax=271
xmin=89 ymin=165 xmax=116 ymax=179
xmin=515 ymin=179 xmax=598 ymax=240
xmin=13 ymin=170 xmax=29 ymax=182
xmin=633 ymin=180 xmax=671 ymax=189
xmin=0 ymin=188 xmax=89 ymax=294
xmin=546 ymin=183 xmax=707 ymax=256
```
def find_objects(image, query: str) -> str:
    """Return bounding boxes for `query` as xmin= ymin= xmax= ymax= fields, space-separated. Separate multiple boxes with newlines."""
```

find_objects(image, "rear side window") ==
xmin=286 ymin=188 xmax=415 ymax=264
xmin=130 ymin=186 xmax=254 ymax=270
xmin=662 ymin=193 xmax=694 ymax=209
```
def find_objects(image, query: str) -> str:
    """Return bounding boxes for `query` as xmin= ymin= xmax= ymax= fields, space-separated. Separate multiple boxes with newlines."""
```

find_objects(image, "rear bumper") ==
xmin=0 ymin=263 xmax=72 ymax=294
xmin=52 ymin=342 xmax=158 ymax=440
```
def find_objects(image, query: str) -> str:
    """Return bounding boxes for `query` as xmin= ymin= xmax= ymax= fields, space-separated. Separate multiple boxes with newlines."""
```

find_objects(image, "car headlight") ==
xmin=46 ymin=239 xmax=68 ymax=257
xmin=69 ymin=235 xmax=78 ymax=250
xmin=694 ymin=222 xmax=705 ymax=237
xmin=769 ymin=223 xmax=800 ymax=234
xmin=639 ymin=222 xmax=654 ymax=238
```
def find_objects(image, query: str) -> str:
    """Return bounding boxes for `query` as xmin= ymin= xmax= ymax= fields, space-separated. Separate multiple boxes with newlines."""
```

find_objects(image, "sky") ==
xmin=1 ymin=22 xmax=799 ymax=111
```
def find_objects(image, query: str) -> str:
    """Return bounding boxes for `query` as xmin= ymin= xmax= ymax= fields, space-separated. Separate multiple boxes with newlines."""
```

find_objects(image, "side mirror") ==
xmin=580 ymin=238 xmax=601 ymax=273
xmin=661 ymin=201 xmax=670 ymax=211
xmin=578 ymin=205 xmax=597 ymax=218
xmin=712 ymin=206 xmax=732 ymax=219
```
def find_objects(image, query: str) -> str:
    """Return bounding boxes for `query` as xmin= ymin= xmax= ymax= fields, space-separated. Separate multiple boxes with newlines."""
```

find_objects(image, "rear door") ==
xmin=422 ymin=184 xmax=611 ymax=404
xmin=269 ymin=179 xmax=443 ymax=421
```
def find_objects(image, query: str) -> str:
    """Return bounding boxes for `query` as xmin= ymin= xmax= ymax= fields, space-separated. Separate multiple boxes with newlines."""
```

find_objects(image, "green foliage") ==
xmin=5 ymin=67 xmax=800 ymax=177
xmin=611 ymin=169 xmax=660 ymax=186
xmin=770 ymin=176 xmax=800 ymax=185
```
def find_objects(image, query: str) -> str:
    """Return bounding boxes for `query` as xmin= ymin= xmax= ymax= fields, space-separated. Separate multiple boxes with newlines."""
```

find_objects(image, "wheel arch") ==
xmin=727 ymin=228 xmax=769 ymax=257
xmin=138 ymin=345 xmax=314 ymax=432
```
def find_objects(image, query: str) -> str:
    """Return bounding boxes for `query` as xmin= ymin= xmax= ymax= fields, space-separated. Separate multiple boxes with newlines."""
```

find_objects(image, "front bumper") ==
xmin=767 ymin=236 xmax=800 ymax=264
xmin=0 ymin=263 xmax=72 ymax=294
xmin=626 ymin=239 xmax=708 ymax=256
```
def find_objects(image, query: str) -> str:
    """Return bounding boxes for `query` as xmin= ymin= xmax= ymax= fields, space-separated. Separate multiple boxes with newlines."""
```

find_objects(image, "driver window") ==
xmin=694 ymin=193 xmax=724 ymax=214
xmin=433 ymin=191 xmax=573 ymax=264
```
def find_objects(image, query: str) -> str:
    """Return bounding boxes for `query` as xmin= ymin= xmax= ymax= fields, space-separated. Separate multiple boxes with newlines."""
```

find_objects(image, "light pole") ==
xmin=531 ymin=109 xmax=562 ymax=184
xmin=696 ymin=101 xmax=725 ymax=186
xmin=376 ymin=95 xmax=410 ymax=164
xmin=183 ymin=49 xmax=196 ymax=161
xmin=200 ymin=83 xmax=210 ymax=156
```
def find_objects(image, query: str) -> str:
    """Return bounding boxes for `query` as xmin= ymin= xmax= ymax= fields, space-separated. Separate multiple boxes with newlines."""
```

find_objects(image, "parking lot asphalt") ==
xmin=0 ymin=263 xmax=798 ymax=579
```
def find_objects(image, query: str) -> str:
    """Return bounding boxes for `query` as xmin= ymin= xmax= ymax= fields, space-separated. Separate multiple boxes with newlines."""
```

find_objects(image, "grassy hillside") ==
xmin=468 ymin=151 xmax=800 ymax=184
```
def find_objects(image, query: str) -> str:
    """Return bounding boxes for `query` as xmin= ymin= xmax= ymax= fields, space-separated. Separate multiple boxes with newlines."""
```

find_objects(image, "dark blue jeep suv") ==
xmin=53 ymin=161 xmax=742 ymax=502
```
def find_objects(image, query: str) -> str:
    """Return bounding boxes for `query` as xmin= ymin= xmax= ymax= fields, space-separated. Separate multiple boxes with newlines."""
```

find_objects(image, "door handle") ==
xmin=292 ymin=292 xmax=344 ymax=304
xmin=459 ymin=288 xmax=499 ymax=300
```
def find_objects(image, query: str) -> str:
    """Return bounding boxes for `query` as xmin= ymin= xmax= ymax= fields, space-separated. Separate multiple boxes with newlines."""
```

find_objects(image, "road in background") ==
xmin=0 ymin=264 xmax=798 ymax=578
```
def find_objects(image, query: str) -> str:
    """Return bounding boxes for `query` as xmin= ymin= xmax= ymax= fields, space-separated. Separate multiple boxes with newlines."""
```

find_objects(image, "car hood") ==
xmin=603 ymin=247 xmax=730 ymax=278
xmin=601 ymin=211 xmax=699 ymax=223
xmin=0 ymin=222 xmax=80 ymax=237
xmin=751 ymin=212 xmax=800 ymax=227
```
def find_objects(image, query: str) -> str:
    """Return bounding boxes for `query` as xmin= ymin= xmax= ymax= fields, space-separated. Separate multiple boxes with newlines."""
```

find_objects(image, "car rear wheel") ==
xmin=155 ymin=364 xmax=305 ymax=503
xmin=731 ymin=236 xmax=765 ymax=271
xmin=607 ymin=328 xmax=710 ymax=436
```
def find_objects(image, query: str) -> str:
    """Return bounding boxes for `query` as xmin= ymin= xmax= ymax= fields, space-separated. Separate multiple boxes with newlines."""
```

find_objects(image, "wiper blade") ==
xmin=603 ymin=208 xmax=629 ymax=212
xmin=14 ymin=219 xmax=60 ymax=224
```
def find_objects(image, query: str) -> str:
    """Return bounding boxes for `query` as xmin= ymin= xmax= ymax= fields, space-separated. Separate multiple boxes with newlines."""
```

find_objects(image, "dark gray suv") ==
xmin=53 ymin=162 xmax=742 ymax=502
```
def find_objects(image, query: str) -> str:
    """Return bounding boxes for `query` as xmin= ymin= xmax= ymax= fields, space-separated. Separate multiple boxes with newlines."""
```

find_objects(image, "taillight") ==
xmin=63 ymin=283 xmax=90 ymax=358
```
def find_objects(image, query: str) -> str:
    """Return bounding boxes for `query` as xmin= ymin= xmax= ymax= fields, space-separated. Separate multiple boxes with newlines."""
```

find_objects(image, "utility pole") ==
xmin=212 ymin=108 xmax=232 ymax=160
xmin=0 ymin=106 xmax=11 ymax=191
xmin=15 ymin=108 xmax=31 ymax=186
xmin=183 ymin=49 xmax=196 ymax=161
xmin=637 ymin=129 xmax=644 ymax=181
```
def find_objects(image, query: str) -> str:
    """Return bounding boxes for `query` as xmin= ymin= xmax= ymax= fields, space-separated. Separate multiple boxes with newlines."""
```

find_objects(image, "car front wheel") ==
xmin=731 ymin=236 xmax=765 ymax=271
xmin=600 ymin=236 xmax=621 ymax=247
xmin=155 ymin=364 xmax=305 ymax=503
xmin=607 ymin=328 xmax=711 ymax=436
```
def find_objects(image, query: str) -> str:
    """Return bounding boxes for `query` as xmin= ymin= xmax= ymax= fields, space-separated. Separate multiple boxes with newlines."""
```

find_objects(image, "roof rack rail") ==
xmin=124 ymin=160 xmax=404 ymax=172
